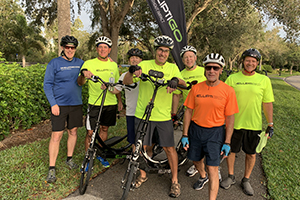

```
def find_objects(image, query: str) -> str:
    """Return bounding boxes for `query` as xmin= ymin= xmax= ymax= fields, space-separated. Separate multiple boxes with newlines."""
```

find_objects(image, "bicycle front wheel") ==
xmin=121 ymin=164 xmax=135 ymax=200
xmin=79 ymin=150 xmax=94 ymax=195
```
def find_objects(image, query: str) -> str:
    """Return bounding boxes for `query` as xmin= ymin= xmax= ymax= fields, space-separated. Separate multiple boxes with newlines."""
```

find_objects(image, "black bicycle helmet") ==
xmin=154 ymin=35 xmax=174 ymax=50
xmin=241 ymin=48 xmax=261 ymax=61
xmin=203 ymin=53 xmax=225 ymax=67
xmin=127 ymin=48 xmax=143 ymax=59
xmin=180 ymin=45 xmax=197 ymax=57
xmin=60 ymin=35 xmax=78 ymax=48
xmin=95 ymin=36 xmax=112 ymax=47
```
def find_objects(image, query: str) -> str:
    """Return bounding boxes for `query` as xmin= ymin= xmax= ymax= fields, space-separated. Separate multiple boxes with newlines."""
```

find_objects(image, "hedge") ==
xmin=0 ymin=61 xmax=89 ymax=140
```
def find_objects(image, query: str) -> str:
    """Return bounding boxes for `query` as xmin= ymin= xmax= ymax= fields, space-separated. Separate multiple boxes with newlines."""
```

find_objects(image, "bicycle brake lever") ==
xmin=91 ymin=75 xmax=100 ymax=82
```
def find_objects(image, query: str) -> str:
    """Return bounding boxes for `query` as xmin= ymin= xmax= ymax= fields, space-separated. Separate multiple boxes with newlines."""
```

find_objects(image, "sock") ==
xmin=49 ymin=166 xmax=55 ymax=170
xmin=242 ymin=177 xmax=249 ymax=182
xmin=228 ymin=174 xmax=235 ymax=180
xmin=67 ymin=156 xmax=72 ymax=162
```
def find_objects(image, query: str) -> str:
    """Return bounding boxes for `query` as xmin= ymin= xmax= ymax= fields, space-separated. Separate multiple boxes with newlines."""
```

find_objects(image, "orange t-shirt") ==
xmin=184 ymin=81 xmax=239 ymax=128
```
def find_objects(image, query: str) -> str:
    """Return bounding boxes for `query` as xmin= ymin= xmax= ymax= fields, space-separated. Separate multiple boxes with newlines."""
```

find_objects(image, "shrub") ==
xmin=0 ymin=63 xmax=49 ymax=139
xmin=262 ymin=65 xmax=273 ymax=73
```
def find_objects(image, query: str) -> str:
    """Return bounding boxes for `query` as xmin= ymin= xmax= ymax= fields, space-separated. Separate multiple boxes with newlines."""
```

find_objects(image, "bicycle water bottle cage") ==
xmin=149 ymin=70 xmax=164 ymax=79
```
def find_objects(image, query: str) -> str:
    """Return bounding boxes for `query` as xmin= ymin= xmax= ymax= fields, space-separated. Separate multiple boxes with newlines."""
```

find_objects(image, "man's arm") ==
xmin=263 ymin=102 xmax=273 ymax=125
xmin=116 ymin=93 xmax=123 ymax=111
xmin=182 ymin=107 xmax=193 ymax=150
xmin=77 ymin=70 xmax=93 ymax=86
xmin=224 ymin=114 xmax=235 ymax=144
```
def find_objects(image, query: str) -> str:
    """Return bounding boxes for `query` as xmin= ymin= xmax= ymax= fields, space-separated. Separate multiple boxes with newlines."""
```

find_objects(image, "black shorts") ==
xmin=230 ymin=129 xmax=261 ymax=154
xmin=51 ymin=105 xmax=83 ymax=132
xmin=86 ymin=104 xmax=117 ymax=130
xmin=134 ymin=118 xmax=174 ymax=147
xmin=187 ymin=121 xmax=225 ymax=166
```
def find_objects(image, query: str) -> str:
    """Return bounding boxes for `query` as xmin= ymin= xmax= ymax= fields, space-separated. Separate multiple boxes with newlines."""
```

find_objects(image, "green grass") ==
xmin=268 ymin=71 xmax=300 ymax=78
xmin=262 ymin=78 xmax=300 ymax=199
xmin=0 ymin=117 xmax=127 ymax=200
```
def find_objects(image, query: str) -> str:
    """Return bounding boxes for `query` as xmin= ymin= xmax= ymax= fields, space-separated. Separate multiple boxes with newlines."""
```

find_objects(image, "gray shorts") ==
xmin=134 ymin=117 xmax=174 ymax=147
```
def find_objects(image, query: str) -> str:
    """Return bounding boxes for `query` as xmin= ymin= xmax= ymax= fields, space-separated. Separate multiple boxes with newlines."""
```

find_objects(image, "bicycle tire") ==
xmin=121 ymin=164 xmax=135 ymax=200
xmin=79 ymin=150 xmax=94 ymax=195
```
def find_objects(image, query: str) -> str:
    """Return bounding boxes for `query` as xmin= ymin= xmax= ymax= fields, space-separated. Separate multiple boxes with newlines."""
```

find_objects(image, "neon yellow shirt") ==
xmin=180 ymin=66 xmax=206 ymax=100
xmin=134 ymin=60 xmax=183 ymax=121
xmin=225 ymin=71 xmax=274 ymax=130
xmin=81 ymin=58 xmax=119 ymax=106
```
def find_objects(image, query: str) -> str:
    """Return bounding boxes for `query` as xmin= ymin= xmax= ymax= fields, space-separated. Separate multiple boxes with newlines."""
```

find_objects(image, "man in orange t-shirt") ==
xmin=182 ymin=53 xmax=239 ymax=200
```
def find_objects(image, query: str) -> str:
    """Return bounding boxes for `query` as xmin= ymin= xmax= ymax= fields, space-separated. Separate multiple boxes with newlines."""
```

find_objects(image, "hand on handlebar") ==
xmin=81 ymin=70 xmax=94 ymax=79
xmin=181 ymin=136 xmax=189 ymax=151
xmin=220 ymin=144 xmax=231 ymax=157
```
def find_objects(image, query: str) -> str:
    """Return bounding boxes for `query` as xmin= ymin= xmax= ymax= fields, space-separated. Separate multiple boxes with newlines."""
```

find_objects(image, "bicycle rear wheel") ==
xmin=121 ymin=164 xmax=135 ymax=200
xmin=79 ymin=150 xmax=94 ymax=195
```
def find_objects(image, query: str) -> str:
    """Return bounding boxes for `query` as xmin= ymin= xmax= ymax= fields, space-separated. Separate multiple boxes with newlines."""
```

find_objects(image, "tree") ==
xmin=21 ymin=0 xmax=135 ymax=61
xmin=10 ymin=15 xmax=47 ymax=67
xmin=57 ymin=0 xmax=71 ymax=55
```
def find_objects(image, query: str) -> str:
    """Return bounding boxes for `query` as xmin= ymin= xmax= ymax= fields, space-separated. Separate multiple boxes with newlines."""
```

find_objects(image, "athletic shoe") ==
xmin=46 ymin=169 xmax=57 ymax=183
xmin=241 ymin=178 xmax=254 ymax=196
xmin=220 ymin=175 xmax=236 ymax=190
xmin=169 ymin=182 xmax=181 ymax=198
xmin=65 ymin=158 xmax=79 ymax=169
xmin=193 ymin=176 xmax=209 ymax=190
xmin=96 ymin=156 xmax=110 ymax=168
xmin=186 ymin=165 xmax=198 ymax=177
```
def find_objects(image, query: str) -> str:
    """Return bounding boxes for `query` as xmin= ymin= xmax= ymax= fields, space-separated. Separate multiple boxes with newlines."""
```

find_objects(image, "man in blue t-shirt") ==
xmin=44 ymin=35 xmax=84 ymax=183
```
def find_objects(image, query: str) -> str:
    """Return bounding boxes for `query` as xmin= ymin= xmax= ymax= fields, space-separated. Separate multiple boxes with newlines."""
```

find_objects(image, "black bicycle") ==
xmin=79 ymin=76 xmax=132 ymax=195
xmin=120 ymin=70 xmax=189 ymax=200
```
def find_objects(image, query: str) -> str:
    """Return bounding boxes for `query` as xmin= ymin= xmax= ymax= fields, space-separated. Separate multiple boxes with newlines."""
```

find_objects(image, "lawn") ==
xmin=0 ymin=117 xmax=127 ymax=200
xmin=0 ymin=78 xmax=300 ymax=199
xmin=262 ymin=78 xmax=300 ymax=199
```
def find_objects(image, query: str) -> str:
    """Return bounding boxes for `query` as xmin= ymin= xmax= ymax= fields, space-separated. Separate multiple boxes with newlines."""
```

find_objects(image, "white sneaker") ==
xmin=186 ymin=165 xmax=198 ymax=177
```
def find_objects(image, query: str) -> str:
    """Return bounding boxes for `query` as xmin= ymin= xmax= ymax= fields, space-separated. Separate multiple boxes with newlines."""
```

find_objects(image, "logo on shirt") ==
xmin=196 ymin=94 xmax=223 ymax=100
xmin=236 ymin=82 xmax=261 ymax=86
xmin=60 ymin=66 xmax=80 ymax=71
xmin=96 ymin=69 xmax=111 ymax=72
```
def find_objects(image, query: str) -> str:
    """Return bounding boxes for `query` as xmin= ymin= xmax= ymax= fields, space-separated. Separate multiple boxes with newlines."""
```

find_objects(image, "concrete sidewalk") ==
xmin=65 ymin=129 xmax=268 ymax=200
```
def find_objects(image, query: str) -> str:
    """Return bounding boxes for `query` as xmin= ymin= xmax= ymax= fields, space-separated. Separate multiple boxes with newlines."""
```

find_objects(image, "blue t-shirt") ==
xmin=44 ymin=56 xmax=84 ymax=107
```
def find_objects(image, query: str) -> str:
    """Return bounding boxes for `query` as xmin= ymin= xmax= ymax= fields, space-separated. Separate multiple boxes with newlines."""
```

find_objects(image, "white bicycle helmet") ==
xmin=154 ymin=35 xmax=174 ymax=50
xmin=180 ymin=45 xmax=197 ymax=57
xmin=95 ymin=36 xmax=112 ymax=47
xmin=203 ymin=53 xmax=225 ymax=67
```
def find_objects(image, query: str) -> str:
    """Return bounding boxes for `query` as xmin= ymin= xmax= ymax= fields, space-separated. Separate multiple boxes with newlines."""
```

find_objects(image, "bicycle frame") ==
xmin=121 ymin=71 xmax=188 ymax=200
xmin=79 ymin=76 xmax=131 ymax=195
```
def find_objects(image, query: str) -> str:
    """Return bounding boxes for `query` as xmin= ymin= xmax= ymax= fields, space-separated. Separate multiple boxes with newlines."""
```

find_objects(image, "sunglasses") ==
xmin=65 ymin=46 xmax=76 ymax=50
xmin=205 ymin=66 xmax=221 ymax=71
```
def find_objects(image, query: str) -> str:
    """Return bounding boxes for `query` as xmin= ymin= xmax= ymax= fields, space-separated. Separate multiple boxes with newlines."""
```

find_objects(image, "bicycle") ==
xmin=79 ymin=75 xmax=132 ymax=195
xmin=120 ymin=70 xmax=189 ymax=200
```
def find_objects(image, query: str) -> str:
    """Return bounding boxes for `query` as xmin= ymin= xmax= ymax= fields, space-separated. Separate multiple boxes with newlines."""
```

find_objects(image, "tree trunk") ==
xmin=290 ymin=65 xmax=293 ymax=75
xmin=57 ymin=0 xmax=71 ymax=56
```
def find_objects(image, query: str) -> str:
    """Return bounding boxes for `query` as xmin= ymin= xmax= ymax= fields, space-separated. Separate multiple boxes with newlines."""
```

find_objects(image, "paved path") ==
xmin=65 ymin=130 xmax=267 ymax=200
xmin=284 ymin=75 xmax=300 ymax=90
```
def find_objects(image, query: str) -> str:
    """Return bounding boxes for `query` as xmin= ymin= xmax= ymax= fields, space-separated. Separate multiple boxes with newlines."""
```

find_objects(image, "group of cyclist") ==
xmin=43 ymin=34 xmax=274 ymax=199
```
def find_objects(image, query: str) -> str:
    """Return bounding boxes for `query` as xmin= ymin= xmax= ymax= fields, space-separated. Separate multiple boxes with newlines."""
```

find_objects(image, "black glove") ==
xmin=265 ymin=126 xmax=274 ymax=138
xmin=168 ymin=77 xmax=179 ymax=89
xmin=129 ymin=65 xmax=141 ymax=73
xmin=171 ymin=113 xmax=178 ymax=122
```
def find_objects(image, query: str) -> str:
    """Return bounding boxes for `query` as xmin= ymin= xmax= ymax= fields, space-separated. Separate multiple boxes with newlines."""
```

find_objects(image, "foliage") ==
xmin=262 ymin=65 xmax=273 ymax=73
xmin=0 ymin=119 xmax=127 ymax=199
xmin=0 ymin=63 xmax=49 ymax=138
xmin=0 ymin=61 xmax=90 ymax=139
xmin=262 ymin=78 xmax=300 ymax=199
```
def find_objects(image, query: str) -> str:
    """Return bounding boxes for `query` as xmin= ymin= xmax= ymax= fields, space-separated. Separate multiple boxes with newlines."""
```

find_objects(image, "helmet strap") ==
xmin=186 ymin=63 xmax=196 ymax=70
xmin=61 ymin=50 xmax=72 ymax=61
